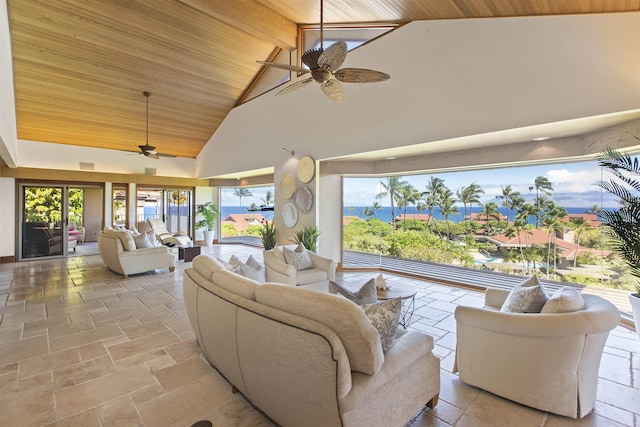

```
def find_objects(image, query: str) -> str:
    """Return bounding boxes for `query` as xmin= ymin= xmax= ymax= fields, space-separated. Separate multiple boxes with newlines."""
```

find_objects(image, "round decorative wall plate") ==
xmin=282 ymin=202 xmax=298 ymax=228
xmin=294 ymin=186 xmax=313 ymax=213
xmin=297 ymin=155 xmax=315 ymax=183
xmin=279 ymin=173 xmax=296 ymax=199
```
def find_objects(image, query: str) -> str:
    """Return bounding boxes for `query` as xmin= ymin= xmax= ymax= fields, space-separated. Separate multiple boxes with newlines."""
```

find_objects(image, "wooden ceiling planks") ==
xmin=7 ymin=0 xmax=640 ymax=159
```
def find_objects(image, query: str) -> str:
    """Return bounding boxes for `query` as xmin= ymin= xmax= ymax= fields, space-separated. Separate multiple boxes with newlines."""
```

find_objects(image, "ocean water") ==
xmin=342 ymin=206 xmax=599 ymax=225
xmin=222 ymin=205 xmax=598 ymax=225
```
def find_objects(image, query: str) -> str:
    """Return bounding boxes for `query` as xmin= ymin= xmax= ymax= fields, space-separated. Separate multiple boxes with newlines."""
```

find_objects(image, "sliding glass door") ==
xmin=137 ymin=187 xmax=193 ymax=238
xmin=21 ymin=185 xmax=66 ymax=259
xmin=19 ymin=183 xmax=103 ymax=260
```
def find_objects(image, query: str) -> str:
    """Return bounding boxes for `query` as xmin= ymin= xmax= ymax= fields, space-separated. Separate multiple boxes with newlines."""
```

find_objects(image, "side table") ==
xmin=178 ymin=246 xmax=201 ymax=262
xmin=376 ymin=284 xmax=416 ymax=328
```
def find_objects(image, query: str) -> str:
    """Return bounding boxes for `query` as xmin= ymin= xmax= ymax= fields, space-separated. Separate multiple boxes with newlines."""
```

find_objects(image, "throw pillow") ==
xmin=283 ymin=245 xmax=313 ymax=271
xmin=217 ymin=255 xmax=244 ymax=275
xmin=245 ymin=254 xmax=262 ymax=270
xmin=541 ymin=287 xmax=585 ymax=313
xmin=500 ymin=275 xmax=548 ymax=313
xmin=241 ymin=263 xmax=266 ymax=283
xmin=361 ymin=298 xmax=402 ymax=352
xmin=329 ymin=280 xmax=377 ymax=305
xmin=133 ymin=232 xmax=153 ymax=249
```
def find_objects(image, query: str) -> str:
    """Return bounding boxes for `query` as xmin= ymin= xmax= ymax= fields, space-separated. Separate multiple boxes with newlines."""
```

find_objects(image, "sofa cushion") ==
xmin=284 ymin=244 xmax=313 ymax=271
xmin=501 ymin=275 xmax=548 ymax=313
xmin=193 ymin=255 xmax=225 ymax=280
xmin=295 ymin=268 xmax=329 ymax=285
xmin=103 ymin=227 xmax=136 ymax=251
xmin=361 ymin=298 xmax=402 ymax=352
xmin=541 ymin=287 xmax=585 ymax=313
xmin=329 ymin=279 xmax=377 ymax=305
xmin=212 ymin=269 xmax=259 ymax=300
xmin=255 ymin=284 xmax=383 ymax=375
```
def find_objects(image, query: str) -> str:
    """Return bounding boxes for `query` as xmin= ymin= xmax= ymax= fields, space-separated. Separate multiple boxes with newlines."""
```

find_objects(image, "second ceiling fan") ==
xmin=257 ymin=0 xmax=390 ymax=102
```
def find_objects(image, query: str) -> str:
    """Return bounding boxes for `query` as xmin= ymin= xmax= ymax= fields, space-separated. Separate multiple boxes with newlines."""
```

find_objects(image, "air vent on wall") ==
xmin=79 ymin=162 xmax=95 ymax=171
xmin=145 ymin=168 xmax=157 ymax=175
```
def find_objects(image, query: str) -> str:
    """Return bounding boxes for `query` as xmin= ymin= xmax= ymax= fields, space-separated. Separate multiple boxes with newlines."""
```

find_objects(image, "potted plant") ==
xmin=597 ymin=147 xmax=640 ymax=341
xmin=195 ymin=202 xmax=220 ymax=246
xmin=291 ymin=225 xmax=320 ymax=252
xmin=257 ymin=220 xmax=277 ymax=250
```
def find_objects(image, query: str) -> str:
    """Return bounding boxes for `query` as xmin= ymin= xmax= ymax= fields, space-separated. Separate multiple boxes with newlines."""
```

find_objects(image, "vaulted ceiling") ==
xmin=7 ymin=0 xmax=640 ymax=159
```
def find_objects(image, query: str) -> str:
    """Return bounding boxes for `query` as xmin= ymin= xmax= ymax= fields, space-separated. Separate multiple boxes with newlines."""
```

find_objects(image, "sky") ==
xmin=343 ymin=160 xmax=621 ymax=209
xmin=220 ymin=159 xmax=621 ymax=209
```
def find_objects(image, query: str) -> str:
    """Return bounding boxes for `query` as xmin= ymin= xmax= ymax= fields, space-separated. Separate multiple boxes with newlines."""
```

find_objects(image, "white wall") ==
xmin=196 ymin=12 xmax=640 ymax=179
xmin=317 ymin=174 xmax=342 ymax=262
xmin=0 ymin=0 xmax=17 ymax=167
xmin=17 ymin=140 xmax=196 ymax=177
xmin=0 ymin=177 xmax=15 ymax=258
xmin=195 ymin=186 xmax=219 ymax=241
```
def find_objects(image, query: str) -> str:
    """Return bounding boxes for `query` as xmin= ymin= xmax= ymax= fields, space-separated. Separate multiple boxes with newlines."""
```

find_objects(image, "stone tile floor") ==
xmin=0 ymin=244 xmax=638 ymax=426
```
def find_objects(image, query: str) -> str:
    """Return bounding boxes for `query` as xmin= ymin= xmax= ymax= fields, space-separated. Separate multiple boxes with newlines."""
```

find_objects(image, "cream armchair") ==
xmin=263 ymin=245 xmax=337 ymax=292
xmin=453 ymin=288 xmax=620 ymax=419
xmin=98 ymin=229 xmax=175 ymax=278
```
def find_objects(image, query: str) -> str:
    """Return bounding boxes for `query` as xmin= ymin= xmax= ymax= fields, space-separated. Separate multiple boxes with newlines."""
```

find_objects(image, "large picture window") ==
xmin=342 ymin=160 xmax=633 ymax=294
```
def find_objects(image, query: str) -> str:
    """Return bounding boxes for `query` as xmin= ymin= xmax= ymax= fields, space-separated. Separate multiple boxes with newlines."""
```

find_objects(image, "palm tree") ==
xmin=529 ymin=176 xmax=554 ymax=227
xmin=542 ymin=204 xmax=567 ymax=278
xmin=362 ymin=206 xmax=374 ymax=218
xmin=233 ymin=188 xmax=252 ymax=213
xmin=569 ymin=217 xmax=591 ymax=268
xmin=438 ymin=188 xmax=459 ymax=239
xmin=397 ymin=182 xmax=420 ymax=229
xmin=457 ymin=182 xmax=484 ymax=231
xmin=260 ymin=190 xmax=274 ymax=207
xmin=596 ymin=148 xmax=640 ymax=284
xmin=587 ymin=204 xmax=600 ymax=215
xmin=422 ymin=177 xmax=445 ymax=232
xmin=377 ymin=177 xmax=406 ymax=231
xmin=497 ymin=185 xmax=521 ymax=223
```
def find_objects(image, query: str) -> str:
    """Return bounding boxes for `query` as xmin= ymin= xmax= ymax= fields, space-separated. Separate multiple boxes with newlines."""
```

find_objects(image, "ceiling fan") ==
xmin=257 ymin=0 xmax=390 ymax=102
xmin=136 ymin=92 xmax=175 ymax=159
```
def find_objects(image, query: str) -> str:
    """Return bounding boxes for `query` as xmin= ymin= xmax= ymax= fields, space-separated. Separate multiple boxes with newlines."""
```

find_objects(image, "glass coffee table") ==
xmin=376 ymin=284 xmax=417 ymax=328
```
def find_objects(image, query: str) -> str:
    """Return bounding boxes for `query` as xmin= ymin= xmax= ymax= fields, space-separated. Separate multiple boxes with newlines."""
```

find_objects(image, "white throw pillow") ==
xmin=329 ymin=279 xmax=377 ymax=305
xmin=541 ymin=287 xmax=585 ymax=313
xmin=361 ymin=298 xmax=402 ymax=352
xmin=246 ymin=254 xmax=262 ymax=270
xmin=133 ymin=232 xmax=153 ymax=249
xmin=284 ymin=244 xmax=313 ymax=271
xmin=500 ymin=275 xmax=548 ymax=313
xmin=241 ymin=263 xmax=266 ymax=283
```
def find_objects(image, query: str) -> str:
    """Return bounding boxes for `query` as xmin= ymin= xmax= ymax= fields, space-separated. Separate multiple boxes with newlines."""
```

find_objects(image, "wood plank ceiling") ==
xmin=7 ymin=0 xmax=640 ymax=159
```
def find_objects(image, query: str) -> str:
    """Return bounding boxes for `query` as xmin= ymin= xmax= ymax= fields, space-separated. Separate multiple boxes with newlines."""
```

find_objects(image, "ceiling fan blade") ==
xmin=257 ymin=61 xmax=309 ymax=74
xmin=156 ymin=152 xmax=176 ymax=158
xmin=334 ymin=68 xmax=391 ymax=83
xmin=318 ymin=41 xmax=347 ymax=72
xmin=142 ymin=151 xmax=160 ymax=159
xmin=321 ymin=79 xmax=345 ymax=103
xmin=276 ymin=77 xmax=314 ymax=96
xmin=139 ymin=144 xmax=156 ymax=152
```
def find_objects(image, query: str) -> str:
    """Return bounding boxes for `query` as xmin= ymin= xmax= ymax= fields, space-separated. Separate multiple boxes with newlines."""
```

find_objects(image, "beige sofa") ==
xmin=263 ymin=245 xmax=337 ymax=291
xmin=98 ymin=228 xmax=176 ymax=278
xmin=184 ymin=255 xmax=440 ymax=427
xmin=454 ymin=288 xmax=620 ymax=418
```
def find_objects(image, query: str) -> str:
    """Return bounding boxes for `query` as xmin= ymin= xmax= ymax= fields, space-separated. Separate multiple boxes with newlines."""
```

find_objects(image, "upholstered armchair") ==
xmin=453 ymin=288 xmax=620 ymax=419
xmin=263 ymin=245 xmax=337 ymax=292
